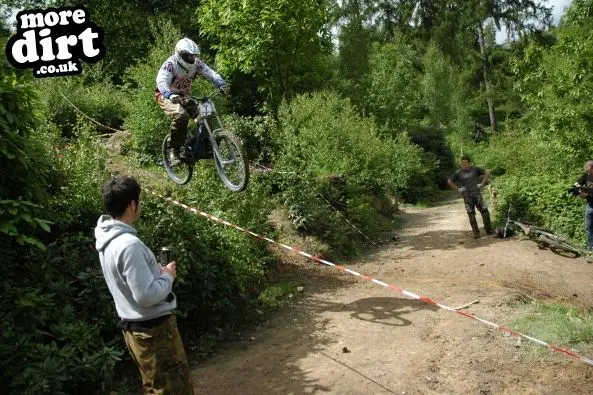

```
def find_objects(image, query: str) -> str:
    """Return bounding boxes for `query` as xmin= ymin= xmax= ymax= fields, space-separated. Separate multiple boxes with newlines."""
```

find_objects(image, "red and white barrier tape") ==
xmin=59 ymin=92 xmax=126 ymax=134
xmin=146 ymin=189 xmax=593 ymax=367
xmin=59 ymin=90 xmax=593 ymax=366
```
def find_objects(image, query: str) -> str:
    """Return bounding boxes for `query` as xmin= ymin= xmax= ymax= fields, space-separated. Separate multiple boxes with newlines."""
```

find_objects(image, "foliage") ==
xmin=0 ymin=61 xmax=125 ymax=392
xmin=135 ymin=172 xmax=277 ymax=335
xmin=420 ymin=42 xmax=456 ymax=128
xmin=124 ymin=18 xmax=182 ymax=163
xmin=513 ymin=0 xmax=593 ymax=162
xmin=0 ymin=199 xmax=51 ymax=249
xmin=474 ymin=0 xmax=593 ymax=248
xmin=335 ymin=4 xmax=374 ymax=110
xmin=467 ymin=132 xmax=587 ymax=247
xmin=50 ymin=123 xmax=111 ymax=231
xmin=270 ymin=91 xmax=427 ymax=252
xmin=278 ymin=91 xmax=425 ymax=195
xmin=222 ymin=114 xmax=278 ymax=164
xmin=258 ymin=282 xmax=298 ymax=310
xmin=367 ymin=40 xmax=424 ymax=131
xmin=37 ymin=78 xmax=130 ymax=139
xmin=200 ymin=0 xmax=333 ymax=113
xmin=0 ymin=58 xmax=54 ymax=202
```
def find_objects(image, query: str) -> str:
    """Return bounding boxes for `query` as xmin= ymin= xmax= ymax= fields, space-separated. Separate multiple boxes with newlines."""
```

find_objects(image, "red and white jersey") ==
xmin=155 ymin=55 xmax=225 ymax=98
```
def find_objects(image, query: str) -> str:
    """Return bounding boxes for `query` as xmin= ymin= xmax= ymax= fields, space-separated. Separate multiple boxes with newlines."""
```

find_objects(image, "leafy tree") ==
xmin=0 ymin=5 xmax=11 ymax=37
xmin=409 ymin=0 xmax=552 ymax=133
xmin=513 ymin=0 xmax=593 ymax=162
xmin=199 ymin=0 xmax=333 ymax=115
xmin=367 ymin=40 xmax=424 ymax=131
xmin=334 ymin=0 xmax=374 ymax=109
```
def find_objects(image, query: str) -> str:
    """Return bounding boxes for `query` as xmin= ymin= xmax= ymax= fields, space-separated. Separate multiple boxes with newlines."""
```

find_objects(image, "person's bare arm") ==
xmin=481 ymin=170 xmax=491 ymax=186
xmin=448 ymin=178 xmax=457 ymax=190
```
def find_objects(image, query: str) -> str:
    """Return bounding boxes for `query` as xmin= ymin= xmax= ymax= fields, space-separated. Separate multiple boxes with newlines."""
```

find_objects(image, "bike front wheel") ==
xmin=213 ymin=130 xmax=249 ymax=192
xmin=535 ymin=232 xmax=580 ymax=256
xmin=162 ymin=134 xmax=194 ymax=185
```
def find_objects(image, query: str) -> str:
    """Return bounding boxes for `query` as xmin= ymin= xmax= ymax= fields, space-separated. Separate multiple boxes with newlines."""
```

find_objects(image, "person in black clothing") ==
xmin=574 ymin=160 xmax=593 ymax=251
xmin=448 ymin=154 xmax=492 ymax=239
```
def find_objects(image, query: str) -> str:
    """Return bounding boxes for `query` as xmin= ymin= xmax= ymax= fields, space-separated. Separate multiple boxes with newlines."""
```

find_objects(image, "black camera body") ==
xmin=568 ymin=185 xmax=593 ymax=197
xmin=568 ymin=186 xmax=582 ymax=196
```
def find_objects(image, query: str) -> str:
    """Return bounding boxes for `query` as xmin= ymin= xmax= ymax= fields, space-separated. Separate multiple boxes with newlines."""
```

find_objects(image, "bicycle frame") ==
xmin=509 ymin=219 xmax=532 ymax=236
xmin=503 ymin=203 xmax=532 ymax=237
xmin=499 ymin=203 xmax=580 ymax=256
xmin=163 ymin=92 xmax=249 ymax=191
xmin=189 ymin=95 xmax=227 ymax=166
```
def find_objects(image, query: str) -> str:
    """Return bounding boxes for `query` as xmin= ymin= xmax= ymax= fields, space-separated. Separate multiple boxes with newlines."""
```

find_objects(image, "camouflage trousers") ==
xmin=463 ymin=193 xmax=492 ymax=235
xmin=122 ymin=315 xmax=194 ymax=395
xmin=463 ymin=193 xmax=488 ymax=215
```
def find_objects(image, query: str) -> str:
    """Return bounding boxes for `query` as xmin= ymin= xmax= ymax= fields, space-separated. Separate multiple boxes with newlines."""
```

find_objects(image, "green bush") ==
xmin=512 ymin=0 xmax=593 ymax=163
xmin=367 ymin=41 xmax=424 ymax=130
xmin=270 ymin=91 xmax=427 ymax=253
xmin=136 ymin=178 xmax=277 ymax=334
xmin=476 ymin=0 xmax=593 ymax=249
xmin=38 ymin=78 xmax=129 ymax=138
xmin=493 ymin=172 xmax=586 ymax=247
xmin=0 ymin=63 xmax=56 ymax=203
xmin=1 ymin=60 xmax=126 ymax=393
xmin=222 ymin=114 xmax=278 ymax=164
xmin=49 ymin=122 xmax=111 ymax=232
xmin=1 ymin=232 xmax=124 ymax=395
xmin=278 ymin=91 xmax=426 ymax=195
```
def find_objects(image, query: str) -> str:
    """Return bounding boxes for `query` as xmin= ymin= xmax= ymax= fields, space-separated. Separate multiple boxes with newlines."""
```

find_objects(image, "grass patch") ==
xmin=414 ymin=199 xmax=430 ymax=208
xmin=511 ymin=300 xmax=593 ymax=353
xmin=258 ymin=282 xmax=299 ymax=310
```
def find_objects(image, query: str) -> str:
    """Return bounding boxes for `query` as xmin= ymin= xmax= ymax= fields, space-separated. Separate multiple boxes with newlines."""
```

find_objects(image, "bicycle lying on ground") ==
xmin=162 ymin=92 xmax=249 ymax=192
xmin=500 ymin=204 xmax=580 ymax=257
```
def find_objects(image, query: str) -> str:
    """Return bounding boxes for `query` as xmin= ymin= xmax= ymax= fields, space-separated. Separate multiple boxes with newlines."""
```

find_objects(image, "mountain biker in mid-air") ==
xmin=155 ymin=38 xmax=230 ymax=165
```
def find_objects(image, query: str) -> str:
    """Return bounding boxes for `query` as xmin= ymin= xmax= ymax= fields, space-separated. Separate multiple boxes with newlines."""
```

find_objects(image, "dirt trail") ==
xmin=191 ymin=195 xmax=593 ymax=394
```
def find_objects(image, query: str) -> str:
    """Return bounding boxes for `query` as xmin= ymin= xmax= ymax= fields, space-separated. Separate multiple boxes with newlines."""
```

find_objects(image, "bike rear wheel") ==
xmin=535 ymin=232 xmax=580 ymax=256
xmin=162 ymin=134 xmax=193 ymax=185
xmin=213 ymin=130 xmax=249 ymax=192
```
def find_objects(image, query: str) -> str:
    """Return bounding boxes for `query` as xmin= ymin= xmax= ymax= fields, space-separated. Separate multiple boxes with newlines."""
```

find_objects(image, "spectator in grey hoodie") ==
xmin=95 ymin=176 xmax=194 ymax=394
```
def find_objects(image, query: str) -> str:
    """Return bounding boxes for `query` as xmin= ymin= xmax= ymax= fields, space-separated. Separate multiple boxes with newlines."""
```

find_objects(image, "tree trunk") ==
xmin=477 ymin=23 xmax=497 ymax=133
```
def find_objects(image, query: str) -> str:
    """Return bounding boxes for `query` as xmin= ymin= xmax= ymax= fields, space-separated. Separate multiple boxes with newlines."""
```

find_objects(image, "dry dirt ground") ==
xmin=190 ymin=194 xmax=593 ymax=395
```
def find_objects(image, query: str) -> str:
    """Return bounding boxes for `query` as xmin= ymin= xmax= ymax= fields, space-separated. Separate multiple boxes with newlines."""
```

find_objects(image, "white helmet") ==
xmin=175 ymin=38 xmax=200 ymax=69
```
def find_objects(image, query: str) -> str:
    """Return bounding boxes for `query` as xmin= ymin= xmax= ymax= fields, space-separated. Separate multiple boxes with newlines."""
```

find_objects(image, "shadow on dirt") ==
xmin=390 ymin=204 xmax=499 ymax=251
xmin=190 ymin=262 xmax=438 ymax=394
xmin=319 ymin=351 xmax=399 ymax=394
xmin=397 ymin=230 xmax=499 ymax=251
xmin=299 ymin=296 xmax=440 ymax=328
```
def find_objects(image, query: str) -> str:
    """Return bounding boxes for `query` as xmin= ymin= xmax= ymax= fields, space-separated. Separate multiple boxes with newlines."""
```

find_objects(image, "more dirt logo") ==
xmin=5 ymin=6 xmax=105 ymax=78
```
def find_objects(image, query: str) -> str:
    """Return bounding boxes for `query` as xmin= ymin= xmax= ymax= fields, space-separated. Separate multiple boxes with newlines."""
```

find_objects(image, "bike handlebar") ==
xmin=190 ymin=89 xmax=224 ymax=102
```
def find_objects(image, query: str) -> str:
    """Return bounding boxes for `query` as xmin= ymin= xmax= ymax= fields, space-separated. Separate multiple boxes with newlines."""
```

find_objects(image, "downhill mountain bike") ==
xmin=162 ymin=92 xmax=249 ymax=192
xmin=501 ymin=204 xmax=580 ymax=257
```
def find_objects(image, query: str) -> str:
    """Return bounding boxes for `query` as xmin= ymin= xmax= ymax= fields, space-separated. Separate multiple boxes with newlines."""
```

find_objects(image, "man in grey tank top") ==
xmin=448 ymin=154 xmax=493 ymax=239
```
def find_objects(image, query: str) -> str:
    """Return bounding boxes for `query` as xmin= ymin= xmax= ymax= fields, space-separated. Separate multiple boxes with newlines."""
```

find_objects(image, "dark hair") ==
xmin=461 ymin=154 xmax=471 ymax=162
xmin=102 ymin=176 xmax=141 ymax=218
